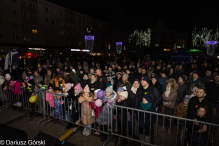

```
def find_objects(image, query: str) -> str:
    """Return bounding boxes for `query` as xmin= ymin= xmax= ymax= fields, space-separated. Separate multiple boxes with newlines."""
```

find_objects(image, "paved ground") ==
xmin=0 ymin=106 xmax=218 ymax=146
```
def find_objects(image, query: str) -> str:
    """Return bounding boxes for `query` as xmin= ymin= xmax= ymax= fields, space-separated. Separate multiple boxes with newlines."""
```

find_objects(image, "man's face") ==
xmin=215 ymin=75 xmax=219 ymax=82
xmin=197 ymin=89 xmax=206 ymax=98
xmin=161 ymin=73 xmax=166 ymax=78
xmin=141 ymin=80 xmax=148 ymax=87
xmin=178 ymin=77 xmax=183 ymax=83
xmin=78 ymin=66 xmax=81 ymax=70
xmin=142 ymin=69 xmax=146 ymax=74
xmin=193 ymin=73 xmax=198 ymax=79
xmin=118 ymin=66 xmax=121 ymax=70
xmin=96 ymin=70 xmax=101 ymax=76
xmin=206 ymin=71 xmax=211 ymax=76
xmin=157 ymin=66 xmax=160 ymax=70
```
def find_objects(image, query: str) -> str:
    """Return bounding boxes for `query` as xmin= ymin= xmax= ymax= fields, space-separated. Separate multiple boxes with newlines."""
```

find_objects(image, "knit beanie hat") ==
xmin=119 ymin=91 xmax=128 ymax=99
xmin=107 ymin=83 xmax=112 ymax=88
xmin=184 ymin=95 xmax=190 ymax=102
xmin=74 ymin=83 xmax=82 ymax=91
xmin=152 ymin=75 xmax=158 ymax=81
xmin=193 ymin=71 xmax=201 ymax=77
xmin=117 ymin=87 xmax=124 ymax=92
xmin=105 ymin=87 xmax=113 ymax=94
xmin=38 ymin=64 xmax=41 ymax=69
xmin=179 ymin=75 xmax=185 ymax=82
xmin=5 ymin=74 xmax=11 ymax=79
xmin=94 ymin=89 xmax=101 ymax=94
xmin=141 ymin=76 xmax=150 ymax=84
xmin=39 ymin=81 xmax=44 ymax=86
xmin=28 ymin=79 xmax=35 ymax=86
xmin=84 ymin=85 xmax=90 ymax=92
xmin=123 ymin=74 xmax=129 ymax=79
xmin=142 ymin=94 xmax=151 ymax=102
xmin=65 ymin=68 xmax=72 ymax=73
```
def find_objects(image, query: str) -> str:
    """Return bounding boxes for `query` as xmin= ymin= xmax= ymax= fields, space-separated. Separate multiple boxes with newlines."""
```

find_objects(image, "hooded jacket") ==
xmin=96 ymin=91 xmax=117 ymax=125
xmin=117 ymin=80 xmax=131 ymax=91
xmin=66 ymin=71 xmax=78 ymax=85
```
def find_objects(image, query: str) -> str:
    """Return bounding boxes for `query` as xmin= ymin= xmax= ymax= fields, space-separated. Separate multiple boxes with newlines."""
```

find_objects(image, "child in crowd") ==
xmin=46 ymin=83 xmax=55 ymax=116
xmin=177 ymin=95 xmax=190 ymax=128
xmin=188 ymin=106 xmax=209 ymax=146
xmin=137 ymin=94 xmax=156 ymax=146
xmin=24 ymin=79 xmax=35 ymax=120
xmin=89 ymin=89 xmax=102 ymax=135
xmin=190 ymin=86 xmax=198 ymax=98
xmin=71 ymin=83 xmax=82 ymax=132
xmin=96 ymin=87 xmax=117 ymax=142
xmin=54 ymin=91 xmax=64 ymax=124
xmin=12 ymin=79 xmax=23 ymax=107
xmin=115 ymin=91 xmax=131 ymax=145
xmin=34 ymin=81 xmax=47 ymax=112
xmin=78 ymin=85 xmax=94 ymax=136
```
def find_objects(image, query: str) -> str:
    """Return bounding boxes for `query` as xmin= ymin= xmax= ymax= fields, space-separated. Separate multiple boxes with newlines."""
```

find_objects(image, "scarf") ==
xmin=131 ymin=85 xmax=139 ymax=94
xmin=141 ymin=102 xmax=152 ymax=110
xmin=182 ymin=102 xmax=188 ymax=106
xmin=54 ymin=77 xmax=65 ymax=93
xmin=91 ymin=80 xmax=95 ymax=84
xmin=165 ymin=87 xmax=171 ymax=97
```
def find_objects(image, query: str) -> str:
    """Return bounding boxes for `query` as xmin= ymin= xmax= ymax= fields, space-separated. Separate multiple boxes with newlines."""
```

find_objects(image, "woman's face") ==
xmin=167 ymin=83 xmax=171 ymax=88
xmin=80 ymin=71 xmax=83 ymax=74
xmin=133 ymin=81 xmax=139 ymax=88
xmin=59 ymin=77 xmax=63 ymax=81
xmin=119 ymin=95 xmax=125 ymax=101
xmin=105 ymin=66 xmax=107 ymax=70
xmin=91 ymin=75 xmax=96 ymax=81
xmin=106 ymin=92 xmax=111 ymax=97
xmin=108 ymin=68 xmax=112 ymax=72
xmin=90 ymin=69 xmax=94 ymax=73
xmin=138 ymin=69 xmax=142 ymax=73
xmin=47 ymin=71 xmax=51 ymax=75
xmin=170 ymin=68 xmax=173 ymax=73
xmin=152 ymin=78 xmax=157 ymax=85
xmin=117 ymin=74 xmax=121 ymax=79
xmin=122 ymin=77 xmax=127 ymax=82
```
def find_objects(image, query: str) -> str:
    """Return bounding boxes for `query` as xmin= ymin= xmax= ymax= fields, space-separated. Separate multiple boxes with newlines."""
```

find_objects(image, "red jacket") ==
xmin=11 ymin=81 xmax=23 ymax=95
xmin=89 ymin=99 xmax=102 ymax=118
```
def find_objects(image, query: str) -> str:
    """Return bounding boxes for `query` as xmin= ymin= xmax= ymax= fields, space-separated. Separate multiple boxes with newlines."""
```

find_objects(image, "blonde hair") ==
xmin=167 ymin=78 xmax=177 ymax=93
xmin=81 ymin=89 xmax=94 ymax=97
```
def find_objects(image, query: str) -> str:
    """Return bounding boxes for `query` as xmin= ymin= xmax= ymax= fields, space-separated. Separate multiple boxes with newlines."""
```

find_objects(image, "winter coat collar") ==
xmin=106 ymin=91 xmax=117 ymax=100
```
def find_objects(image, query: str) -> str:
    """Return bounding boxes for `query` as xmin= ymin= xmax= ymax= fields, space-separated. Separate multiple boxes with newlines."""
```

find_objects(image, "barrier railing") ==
xmin=1 ymin=86 xmax=219 ymax=146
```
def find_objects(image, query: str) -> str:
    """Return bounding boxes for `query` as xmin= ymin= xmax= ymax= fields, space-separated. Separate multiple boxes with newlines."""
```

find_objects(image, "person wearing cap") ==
xmin=168 ymin=68 xmax=177 ymax=81
xmin=150 ymin=75 xmax=162 ymax=95
xmin=116 ymin=74 xmax=131 ymax=91
xmin=177 ymin=95 xmax=190 ymax=128
xmin=202 ymin=68 xmax=214 ymax=87
xmin=187 ymin=71 xmax=205 ymax=95
xmin=116 ymin=64 xmax=122 ymax=74
xmin=152 ymin=64 xmax=162 ymax=79
xmin=1 ymin=74 xmax=11 ymax=91
xmin=135 ymin=75 xmax=161 ymax=143
xmin=177 ymin=75 xmax=187 ymax=105
xmin=158 ymin=71 xmax=169 ymax=93
xmin=65 ymin=67 xmax=78 ymax=85
xmin=136 ymin=94 xmax=156 ymax=146
xmin=176 ymin=65 xmax=187 ymax=80
xmin=126 ymin=68 xmax=135 ymax=85
xmin=78 ymin=85 xmax=94 ymax=136
xmin=96 ymin=87 xmax=117 ymax=142
xmin=114 ymin=91 xmax=132 ymax=145
xmin=137 ymin=68 xmax=147 ymax=81
xmin=105 ymin=66 xmax=116 ymax=85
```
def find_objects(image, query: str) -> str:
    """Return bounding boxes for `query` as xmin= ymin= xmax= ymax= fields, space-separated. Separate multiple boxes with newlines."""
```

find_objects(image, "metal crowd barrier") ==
xmin=1 ymin=86 xmax=219 ymax=146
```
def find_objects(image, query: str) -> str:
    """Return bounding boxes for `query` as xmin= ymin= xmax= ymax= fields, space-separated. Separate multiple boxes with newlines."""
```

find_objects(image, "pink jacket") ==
xmin=10 ymin=81 xmax=23 ymax=95
xmin=46 ymin=91 xmax=55 ymax=107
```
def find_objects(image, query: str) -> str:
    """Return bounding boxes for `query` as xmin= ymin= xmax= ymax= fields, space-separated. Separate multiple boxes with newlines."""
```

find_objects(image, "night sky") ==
xmin=46 ymin=0 xmax=219 ymax=33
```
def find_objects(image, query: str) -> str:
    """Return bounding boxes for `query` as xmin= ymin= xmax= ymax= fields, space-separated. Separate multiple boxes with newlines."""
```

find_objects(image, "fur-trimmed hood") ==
xmin=106 ymin=91 xmax=117 ymax=101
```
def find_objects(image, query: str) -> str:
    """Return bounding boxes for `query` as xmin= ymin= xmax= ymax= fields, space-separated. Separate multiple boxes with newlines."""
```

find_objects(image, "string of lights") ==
xmin=128 ymin=28 xmax=151 ymax=47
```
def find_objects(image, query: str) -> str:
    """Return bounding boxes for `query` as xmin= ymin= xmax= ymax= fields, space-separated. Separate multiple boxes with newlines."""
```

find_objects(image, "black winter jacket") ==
xmin=115 ymin=99 xmax=132 ymax=126
xmin=135 ymin=86 xmax=161 ymax=110
xmin=97 ymin=75 xmax=107 ymax=90
xmin=177 ymin=83 xmax=187 ymax=104
xmin=205 ymin=82 xmax=219 ymax=104
xmin=80 ymin=79 xmax=90 ymax=89
xmin=89 ymin=81 xmax=100 ymax=93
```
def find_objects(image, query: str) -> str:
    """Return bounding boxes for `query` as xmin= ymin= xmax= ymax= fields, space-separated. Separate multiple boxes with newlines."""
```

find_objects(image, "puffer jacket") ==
xmin=11 ymin=81 xmax=23 ymax=95
xmin=46 ymin=91 xmax=55 ymax=107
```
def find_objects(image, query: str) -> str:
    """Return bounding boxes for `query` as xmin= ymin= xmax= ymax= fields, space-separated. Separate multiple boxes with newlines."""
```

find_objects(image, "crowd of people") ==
xmin=0 ymin=55 xmax=219 ymax=146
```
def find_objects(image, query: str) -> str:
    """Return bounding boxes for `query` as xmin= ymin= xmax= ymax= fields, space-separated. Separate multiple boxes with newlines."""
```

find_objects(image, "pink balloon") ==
xmin=95 ymin=99 xmax=102 ymax=107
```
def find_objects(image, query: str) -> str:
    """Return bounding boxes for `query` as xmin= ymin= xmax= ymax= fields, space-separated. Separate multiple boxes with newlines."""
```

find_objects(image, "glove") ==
xmin=102 ymin=102 xmax=107 ymax=106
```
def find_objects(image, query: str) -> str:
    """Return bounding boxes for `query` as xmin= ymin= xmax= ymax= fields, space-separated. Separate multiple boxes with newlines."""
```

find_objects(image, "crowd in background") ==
xmin=0 ymin=55 xmax=219 ymax=146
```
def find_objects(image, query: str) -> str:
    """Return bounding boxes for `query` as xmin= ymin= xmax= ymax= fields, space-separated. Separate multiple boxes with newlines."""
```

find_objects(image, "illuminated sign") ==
xmin=187 ymin=49 xmax=203 ymax=52
xmin=29 ymin=48 xmax=45 ymax=50
xmin=164 ymin=49 xmax=170 ymax=51
xmin=71 ymin=49 xmax=89 ymax=52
